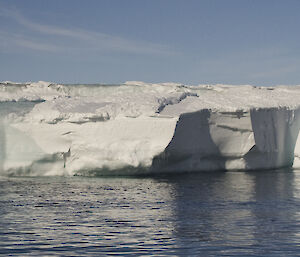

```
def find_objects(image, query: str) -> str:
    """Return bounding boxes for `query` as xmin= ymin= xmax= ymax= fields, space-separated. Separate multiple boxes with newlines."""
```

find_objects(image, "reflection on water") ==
xmin=0 ymin=169 xmax=300 ymax=256
xmin=168 ymin=170 xmax=300 ymax=256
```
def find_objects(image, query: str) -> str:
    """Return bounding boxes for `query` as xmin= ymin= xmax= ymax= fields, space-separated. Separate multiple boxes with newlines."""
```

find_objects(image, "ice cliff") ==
xmin=0 ymin=81 xmax=299 ymax=176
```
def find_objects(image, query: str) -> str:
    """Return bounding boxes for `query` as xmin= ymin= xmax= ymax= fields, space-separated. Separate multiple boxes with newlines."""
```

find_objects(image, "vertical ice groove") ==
xmin=0 ymin=119 xmax=5 ymax=173
xmin=293 ymin=108 xmax=300 ymax=169
xmin=247 ymin=107 xmax=300 ymax=169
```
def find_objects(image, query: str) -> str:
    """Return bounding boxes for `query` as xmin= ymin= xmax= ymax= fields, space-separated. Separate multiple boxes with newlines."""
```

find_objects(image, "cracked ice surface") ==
xmin=0 ymin=81 xmax=299 ymax=175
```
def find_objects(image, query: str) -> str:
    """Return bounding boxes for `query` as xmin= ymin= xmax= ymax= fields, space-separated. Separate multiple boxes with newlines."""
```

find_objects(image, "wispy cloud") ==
xmin=0 ymin=31 xmax=61 ymax=52
xmin=0 ymin=7 xmax=172 ymax=55
xmin=250 ymin=65 xmax=300 ymax=79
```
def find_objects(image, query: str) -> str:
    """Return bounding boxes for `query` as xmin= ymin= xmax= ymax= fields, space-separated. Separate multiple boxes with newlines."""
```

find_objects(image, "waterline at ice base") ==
xmin=0 ymin=81 xmax=299 ymax=176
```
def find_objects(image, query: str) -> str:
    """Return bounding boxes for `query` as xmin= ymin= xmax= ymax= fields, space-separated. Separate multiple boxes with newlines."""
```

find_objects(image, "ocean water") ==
xmin=0 ymin=169 xmax=300 ymax=256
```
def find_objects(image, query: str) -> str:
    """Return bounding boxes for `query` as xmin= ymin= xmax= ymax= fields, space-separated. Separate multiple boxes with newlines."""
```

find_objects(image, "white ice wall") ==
xmin=1 ymin=116 xmax=178 ymax=175
xmin=0 ymin=81 xmax=299 ymax=175
xmin=152 ymin=108 xmax=300 ymax=173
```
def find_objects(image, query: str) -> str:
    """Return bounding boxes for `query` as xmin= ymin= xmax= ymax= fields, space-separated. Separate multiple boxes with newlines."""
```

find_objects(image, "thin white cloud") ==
xmin=0 ymin=31 xmax=61 ymax=53
xmin=14 ymin=37 xmax=61 ymax=52
xmin=251 ymin=65 xmax=299 ymax=79
xmin=0 ymin=7 xmax=173 ymax=55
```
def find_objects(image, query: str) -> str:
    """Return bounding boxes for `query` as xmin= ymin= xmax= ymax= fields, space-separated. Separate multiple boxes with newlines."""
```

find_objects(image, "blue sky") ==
xmin=0 ymin=0 xmax=300 ymax=85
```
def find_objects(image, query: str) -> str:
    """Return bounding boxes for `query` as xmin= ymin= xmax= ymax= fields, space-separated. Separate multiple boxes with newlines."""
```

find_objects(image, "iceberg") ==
xmin=0 ymin=81 xmax=299 ymax=176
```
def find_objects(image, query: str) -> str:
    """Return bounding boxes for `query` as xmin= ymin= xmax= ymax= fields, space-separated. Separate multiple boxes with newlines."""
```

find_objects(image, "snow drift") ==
xmin=0 ymin=81 xmax=299 ymax=176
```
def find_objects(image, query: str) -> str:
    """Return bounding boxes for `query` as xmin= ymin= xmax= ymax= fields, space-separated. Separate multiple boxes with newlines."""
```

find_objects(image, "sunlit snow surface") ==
xmin=0 ymin=81 xmax=299 ymax=176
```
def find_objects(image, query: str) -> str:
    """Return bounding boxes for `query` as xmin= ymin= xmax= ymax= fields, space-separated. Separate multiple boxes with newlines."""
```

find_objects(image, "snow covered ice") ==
xmin=0 ymin=81 xmax=299 ymax=176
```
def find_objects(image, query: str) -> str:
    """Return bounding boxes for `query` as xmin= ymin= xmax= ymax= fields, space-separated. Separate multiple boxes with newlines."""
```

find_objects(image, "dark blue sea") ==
xmin=1 ymin=169 xmax=300 ymax=256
